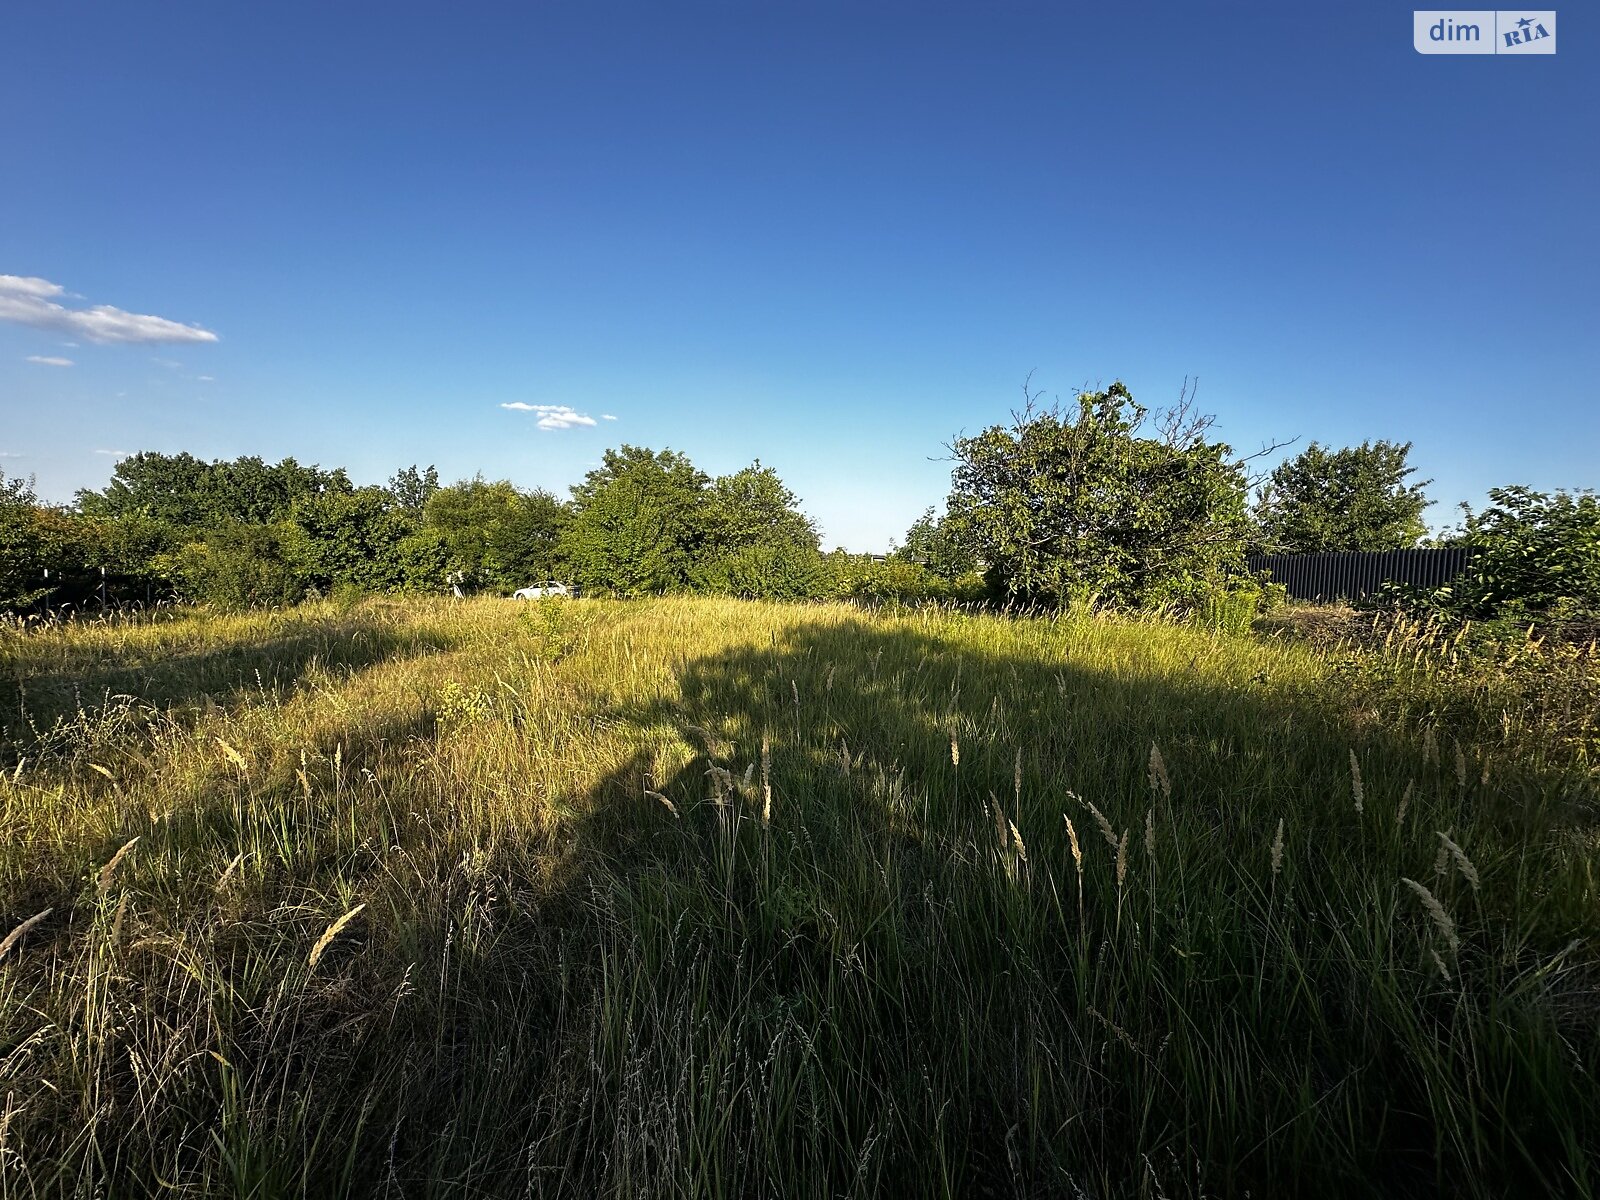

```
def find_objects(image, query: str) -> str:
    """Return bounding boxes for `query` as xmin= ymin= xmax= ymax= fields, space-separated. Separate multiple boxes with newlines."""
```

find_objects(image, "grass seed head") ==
xmin=1349 ymin=750 xmax=1364 ymax=814
xmin=97 ymin=837 xmax=140 ymax=895
xmin=1148 ymin=742 xmax=1170 ymax=799
xmin=760 ymin=735 xmax=773 ymax=824
xmin=1436 ymin=831 xmax=1480 ymax=891
xmin=1270 ymin=818 xmax=1285 ymax=877
xmin=1084 ymin=799 xmax=1119 ymax=852
xmin=0 ymin=908 xmax=53 ymax=961
xmin=1401 ymin=877 xmax=1459 ymax=952
xmin=309 ymin=903 xmax=367 ymax=969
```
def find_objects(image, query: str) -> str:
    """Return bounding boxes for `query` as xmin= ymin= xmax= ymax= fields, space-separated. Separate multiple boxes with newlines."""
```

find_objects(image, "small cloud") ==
xmin=601 ymin=413 xmax=618 ymax=421
xmin=500 ymin=402 xmax=598 ymax=430
xmin=94 ymin=448 xmax=131 ymax=458
xmin=197 ymin=374 xmax=215 ymax=382
xmin=0 ymin=451 xmax=24 ymax=459
xmin=151 ymin=357 xmax=183 ymax=369
xmin=25 ymin=354 xmax=73 ymax=367
xmin=0 ymin=274 xmax=218 ymax=344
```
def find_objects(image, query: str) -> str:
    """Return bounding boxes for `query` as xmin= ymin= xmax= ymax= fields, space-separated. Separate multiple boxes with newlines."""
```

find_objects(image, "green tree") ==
xmin=424 ymin=478 xmax=568 ymax=592
xmin=287 ymin=486 xmax=417 ymax=593
xmin=702 ymin=463 xmax=818 ymax=555
xmin=1444 ymin=487 xmax=1600 ymax=618
xmin=387 ymin=464 xmax=440 ymax=515
xmin=944 ymin=382 xmax=1253 ymax=609
xmin=560 ymin=446 xmax=710 ymax=595
xmin=1 ymin=470 xmax=53 ymax=611
xmin=1254 ymin=441 xmax=1431 ymax=553
xmin=894 ymin=507 xmax=977 ymax=581
xmin=692 ymin=462 xmax=821 ymax=596
xmin=77 ymin=452 xmax=350 ymax=529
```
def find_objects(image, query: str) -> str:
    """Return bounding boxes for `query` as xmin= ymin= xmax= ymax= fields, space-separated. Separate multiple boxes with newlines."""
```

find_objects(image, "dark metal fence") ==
xmin=1246 ymin=548 xmax=1473 ymax=603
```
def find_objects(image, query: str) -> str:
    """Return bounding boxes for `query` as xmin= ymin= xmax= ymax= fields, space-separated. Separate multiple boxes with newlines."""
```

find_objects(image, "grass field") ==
xmin=1 ymin=596 xmax=1596 ymax=1197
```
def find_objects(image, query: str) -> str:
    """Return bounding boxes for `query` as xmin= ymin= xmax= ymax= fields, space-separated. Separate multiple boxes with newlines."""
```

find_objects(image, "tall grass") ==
xmin=0 ymin=596 xmax=1595 ymax=1197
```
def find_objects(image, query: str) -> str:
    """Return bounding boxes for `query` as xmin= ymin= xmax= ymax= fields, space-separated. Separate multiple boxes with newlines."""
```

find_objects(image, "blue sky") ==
xmin=1 ymin=2 xmax=1594 ymax=551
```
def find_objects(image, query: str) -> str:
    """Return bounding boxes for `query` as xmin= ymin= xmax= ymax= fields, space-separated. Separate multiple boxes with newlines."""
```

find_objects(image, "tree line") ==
xmin=4 ymin=380 xmax=1592 ymax=622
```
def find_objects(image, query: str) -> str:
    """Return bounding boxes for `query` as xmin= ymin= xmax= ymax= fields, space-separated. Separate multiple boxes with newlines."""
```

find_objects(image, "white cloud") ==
xmin=0 ymin=451 xmax=24 ymax=459
xmin=25 ymin=355 xmax=73 ymax=367
xmin=198 ymin=374 xmax=215 ymax=382
xmin=602 ymin=413 xmax=618 ymax=421
xmin=0 ymin=274 xmax=218 ymax=345
xmin=94 ymin=448 xmax=131 ymax=458
xmin=500 ymin=402 xmax=598 ymax=430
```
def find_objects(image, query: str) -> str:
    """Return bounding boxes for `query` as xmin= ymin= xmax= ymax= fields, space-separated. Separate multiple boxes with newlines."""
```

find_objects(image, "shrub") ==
xmin=168 ymin=523 xmax=306 ymax=610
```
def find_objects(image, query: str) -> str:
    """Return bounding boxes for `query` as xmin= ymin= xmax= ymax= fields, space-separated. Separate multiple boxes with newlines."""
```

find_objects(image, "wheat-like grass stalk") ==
xmin=1063 ymin=814 xmax=1086 ymax=928
xmin=1143 ymin=807 xmax=1155 ymax=863
xmin=760 ymin=735 xmax=773 ymax=825
xmin=1422 ymin=726 xmax=1438 ymax=766
xmin=1349 ymin=750 xmax=1364 ymax=814
xmin=645 ymin=789 xmax=680 ymax=818
xmin=309 ymin=903 xmax=367 ymax=968
xmin=1397 ymin=780 xmax=1413 ymax=828
xmin=1008 ymin=819 xmax=1028 ymax=865
xmin=1400 ymin=877 xmax=1459 ymax=952
xmin=949 ymin=729 xmax=960 ymax=768
xmin=215 ymin=851 xmax=246 ymax=891
xmin=216 ymin=737 xmax=248 ymax=772
xmin=97 ymin=837 xmax=140 ymax=895
xmin=1115 ymin=830 xmax=1129 ymax=888
xmin=0 ymin=908 xmax=52 ymax=961
xmin=1429 ymin=946 xmax=1452 ymax=982
xmin=1454 ymin=742 xmax=1468 ymax=790
xmin=1083 ymin=799 xmax=1119 ymax=852
xmin=1148 ymin=742 xmax=1170 ymax=800
xmin=1435 ymin=831 xmax=1480 ymax=891
xmin=1270 ymin=818 xmax=1285 ymax=877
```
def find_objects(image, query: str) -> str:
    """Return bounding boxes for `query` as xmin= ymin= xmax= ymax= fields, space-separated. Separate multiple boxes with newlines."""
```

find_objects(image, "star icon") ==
xmin=1517 ymin=16 xmax=1534 ymax=29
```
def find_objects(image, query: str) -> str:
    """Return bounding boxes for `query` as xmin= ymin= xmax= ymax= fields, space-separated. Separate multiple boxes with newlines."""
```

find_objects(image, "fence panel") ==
xmin=1245 ymin=548 xmax=1472 ymax=603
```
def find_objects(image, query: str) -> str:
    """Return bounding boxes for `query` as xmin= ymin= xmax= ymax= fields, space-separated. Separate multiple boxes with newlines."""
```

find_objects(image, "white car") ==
xmin=513 ymin=581 xmax=573 ymax=599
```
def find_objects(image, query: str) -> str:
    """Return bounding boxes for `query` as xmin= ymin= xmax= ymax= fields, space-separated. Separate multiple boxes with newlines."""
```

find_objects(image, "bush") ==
xmin=1376 ymin=487 xmax=1600 ymax=629
xmin=696 ymin=544 xmax=827 ymax=601
xmin=169 ymin=523 xmax=306 ymax=610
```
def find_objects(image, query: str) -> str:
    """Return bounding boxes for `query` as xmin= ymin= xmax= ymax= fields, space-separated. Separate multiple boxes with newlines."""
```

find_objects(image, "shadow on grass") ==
xmin=374 ymin=616 xmax=1595 ymax=1198
xmin=0 ymin=609 xmax=462 ymax=761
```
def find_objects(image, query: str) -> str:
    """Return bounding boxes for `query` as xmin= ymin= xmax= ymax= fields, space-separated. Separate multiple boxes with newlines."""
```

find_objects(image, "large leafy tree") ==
xmin=895 ymin=507 xmax=977 ymax=581
xmin=1254 ymin=441 xmax=1430 ymax=553
xmin=560 ymin=446 xmax=710 ymax=595
xmin=1 ymin=470 xmax=53 ymax=611
xmin=287 ymin=486 xmax=417 ymax=593
xmin=77 ymin=452 xmax=350 ymax=529
xmin=945 ymin=381 xmax=1253 ymax=608
xmin=423 ymin=478 xmax=568 ymax=592
xmin=701 ymin=462 xmax=818 ymax=557
xmin=387 ymin=464 xmax=440 ymax=516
